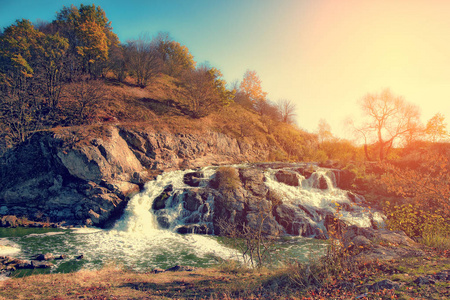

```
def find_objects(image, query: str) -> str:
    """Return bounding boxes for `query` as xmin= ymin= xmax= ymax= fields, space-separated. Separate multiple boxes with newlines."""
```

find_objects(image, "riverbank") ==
xmin=0 ymin=248 xmax=448 ymax=299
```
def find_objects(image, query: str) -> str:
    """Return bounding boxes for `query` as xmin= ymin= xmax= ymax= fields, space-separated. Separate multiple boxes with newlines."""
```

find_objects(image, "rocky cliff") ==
xmin=0 ymin=125 xmax=270 ymax=227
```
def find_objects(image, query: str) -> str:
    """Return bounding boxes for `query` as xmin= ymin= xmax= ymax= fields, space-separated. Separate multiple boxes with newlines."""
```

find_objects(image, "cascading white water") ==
xmin=69 ymin=168 xmax=239 ymax=271
xmin=264 ymin=168 xmax=382 ymax=229
xmin=1 ymin=165 xmax=382 ymax=277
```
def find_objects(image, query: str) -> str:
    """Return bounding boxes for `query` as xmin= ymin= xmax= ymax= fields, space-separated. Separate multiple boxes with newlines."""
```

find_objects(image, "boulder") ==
xmin=296 ymin=164 xmax=317 ymax=179
xmin=343 ymin=225 xmax=424 ymax=261
xmin=183 ymin=189 xmax=204 ymax=211
xmin=274 ymin=204 xmax=319 ymax=236
xmin=333 ymin=169 xmax=356 ymax=190
xmin=0 ymin=125 xmax=270 ymax=227
xmin=176 ymin=224 xmax=210 ymax=235
xmin=165 ymin=265 xmax=196 ymax=272
xmin=156 ymin=215 xmax=170 ymax=229
xmin=183 ymin=172 xmax=204 ymax=187
xmin=31 ymin=260 xmax=54 ymax=269
xmin=368 ymin=279 xmax=400 ymax=291
xmin=275 ymin=170 xmax=301 ymax=186
xmin=239 ymin=168 xmax=267 ymax=196
xmin=33 ymin=253 xmax=55 ymax=261
xmin=152 ymin=186 xmax=173 ymax=210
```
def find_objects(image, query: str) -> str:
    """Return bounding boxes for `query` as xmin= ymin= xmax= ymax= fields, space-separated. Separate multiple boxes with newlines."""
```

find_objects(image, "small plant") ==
xmin=212 ymin=166 xmax=241 ymax=191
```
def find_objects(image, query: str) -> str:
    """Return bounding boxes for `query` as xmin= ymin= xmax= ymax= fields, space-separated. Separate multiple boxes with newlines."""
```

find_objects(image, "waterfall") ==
xmin=113 ymin=170 xmax=188 ymax=234
xmin=264 ymin=167 xmax=383 ymax=232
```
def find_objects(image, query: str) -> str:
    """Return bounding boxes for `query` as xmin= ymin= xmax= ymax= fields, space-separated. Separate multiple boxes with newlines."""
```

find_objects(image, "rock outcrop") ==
xmin=150 ymin=164 xmax=380 ymax=238
xmin=342 ymin=225 xmax=424 ymax=261
xmin=0 ymin=125 xmax=270 ymax=227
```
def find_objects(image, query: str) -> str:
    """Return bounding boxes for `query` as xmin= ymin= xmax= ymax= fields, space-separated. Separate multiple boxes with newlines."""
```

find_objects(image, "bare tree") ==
xmin=64 ymin=76 xmax=104 ymax=124
xmin=355 ymin=88 xmax=421 ymax=161
xmin=276 ymin=98 xmax=296 ymax=124
xmin=125 ymin=34 xmax=163 ymax=88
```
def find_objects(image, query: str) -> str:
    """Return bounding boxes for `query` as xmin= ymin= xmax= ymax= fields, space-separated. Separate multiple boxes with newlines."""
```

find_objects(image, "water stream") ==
xmin=1 ymin=165 xmax=378 ymax=277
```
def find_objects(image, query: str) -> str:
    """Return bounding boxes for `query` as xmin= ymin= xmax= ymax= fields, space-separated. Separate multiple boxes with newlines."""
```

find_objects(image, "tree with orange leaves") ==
xmin=239 ymin=70 xmax=268 ymax=115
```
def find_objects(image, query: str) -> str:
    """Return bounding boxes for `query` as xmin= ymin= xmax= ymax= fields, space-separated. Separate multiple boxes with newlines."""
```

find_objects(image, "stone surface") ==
xmin=275 ymin=170 xmax=300 ymax=186
xmin=343 ymin=225 xmax=424 ymax=261
xmin=368 ymin=279 xmax=400 ymax=291
xmin=0 ymin=125 xmax=270 ymax=227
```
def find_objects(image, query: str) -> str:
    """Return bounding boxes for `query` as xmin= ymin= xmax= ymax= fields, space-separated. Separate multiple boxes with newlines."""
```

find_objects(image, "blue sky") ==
xmin=1 ymin=0 xmax=450 ymax=139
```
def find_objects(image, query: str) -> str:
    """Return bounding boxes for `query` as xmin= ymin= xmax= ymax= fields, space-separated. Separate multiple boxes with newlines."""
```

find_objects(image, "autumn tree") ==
xmin=155 ymin=32 xmax=196 ymax=77
xmin=354 ymin=89 xmax=421 ymax=161
xmin=0 ymin=19 xmax=70 ymax=146
xmin=180 ymin=65 xmax=233 ymax=118
xmin=276 ymin=98 xmax=296 ymax=124
xmin=425 ymin=113 xmax=449 ymax=142
xmin=239 ymin=70 xmax=267 ymax=114
xmin=125 ymin=34 xmax=163 ymax=88
xmin=35 ymin=33 xmax=69 ymax=113
xmin=53 ymin=4 xmax=119 ymax=77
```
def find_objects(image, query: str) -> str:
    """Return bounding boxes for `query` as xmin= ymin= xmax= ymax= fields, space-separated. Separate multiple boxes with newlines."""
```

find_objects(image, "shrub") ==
xmin=212 ymin=167 xmax=241 ymax=191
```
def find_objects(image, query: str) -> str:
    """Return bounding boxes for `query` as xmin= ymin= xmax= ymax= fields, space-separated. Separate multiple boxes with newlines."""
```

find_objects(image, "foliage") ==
xmin=156 ymin=32 xmax=196 ymax=77
xmin=0 ymin=20 xmax=70 ymax=146
xmin=53 ymin=4 xmax=119 ymax=77
xmin=317 ymin=118 xmax=332 ymax=144
xmin=239 ymin=70 xmax=267 ymax=114
xmin=319 ymin=138 xmax=363 ymax=166
xmin=272 ymin=123 xmax=318 ymax=161
xmin=179 ymin=65 xmax=234 ymax=118
xmin=380 ymin=153 xmax=450 ymax=240
xmin=425 ymin=112 xmax=449 ymax=142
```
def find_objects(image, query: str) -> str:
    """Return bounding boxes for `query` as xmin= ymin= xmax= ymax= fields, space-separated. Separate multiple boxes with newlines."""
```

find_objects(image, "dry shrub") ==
xmin=212 ymin=166 xmax=241 ymax=191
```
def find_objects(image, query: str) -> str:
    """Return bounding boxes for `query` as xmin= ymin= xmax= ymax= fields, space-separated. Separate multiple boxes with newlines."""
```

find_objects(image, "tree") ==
xmin=239 ymin=70 xmax=267 ymax=114
xmin=425 ymin=113 xmax=449 ymax=142
xmin=355 ymin=89 xmax=421 ymax=161
xmin=108 ymin=43 xmax=127 ymax=82
xmin=0 ymin=19 xmax=55 ymax=146
xmin=125 ymin=34 xmax=163 ymax=88
xmin=53 ymin=4 xmax=119 ymax=77
xmin=156 ymin=32 xmax=196 ymax=77
xmin=276 ymin=98 xmax=296 ymax=124
xmin=317 ymin=119 xmax=332 ymax=144
xmin=35 ymin=33 xmax=69 ymax=112
xmin=64 ymin=76 xmax=104 ymax=124
xmin=180 ymin=65 xmax=233 ymax=118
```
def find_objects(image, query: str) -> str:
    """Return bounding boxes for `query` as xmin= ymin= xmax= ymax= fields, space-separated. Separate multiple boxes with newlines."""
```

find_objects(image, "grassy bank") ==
xmin=1 ymin=248 xmax=448 ymax=299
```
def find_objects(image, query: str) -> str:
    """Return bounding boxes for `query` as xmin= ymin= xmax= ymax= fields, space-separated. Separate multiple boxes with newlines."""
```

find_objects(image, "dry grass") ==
xmin=1 ymin=249 xmax=449 ymax=299
xmin=0 ymin=265 xmax=268 ymax=300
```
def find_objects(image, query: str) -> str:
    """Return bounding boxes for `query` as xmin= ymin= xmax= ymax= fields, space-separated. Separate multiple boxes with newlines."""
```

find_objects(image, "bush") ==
xmin=212 ymin=167 xmax=241 ymax=191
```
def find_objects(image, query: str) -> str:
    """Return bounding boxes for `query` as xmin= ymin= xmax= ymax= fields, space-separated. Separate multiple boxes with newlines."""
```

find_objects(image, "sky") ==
xmin=1 ymin=0 xmax=449 ymax=139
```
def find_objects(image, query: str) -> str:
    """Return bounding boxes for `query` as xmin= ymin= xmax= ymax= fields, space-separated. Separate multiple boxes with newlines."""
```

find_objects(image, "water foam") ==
xmin=69 ymin=168 xmax=238 ymax=270
xmin=0 ymin=238 xmax=20 ymax=255
xmin=264 ymin=168 xmax=374 ymax=228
